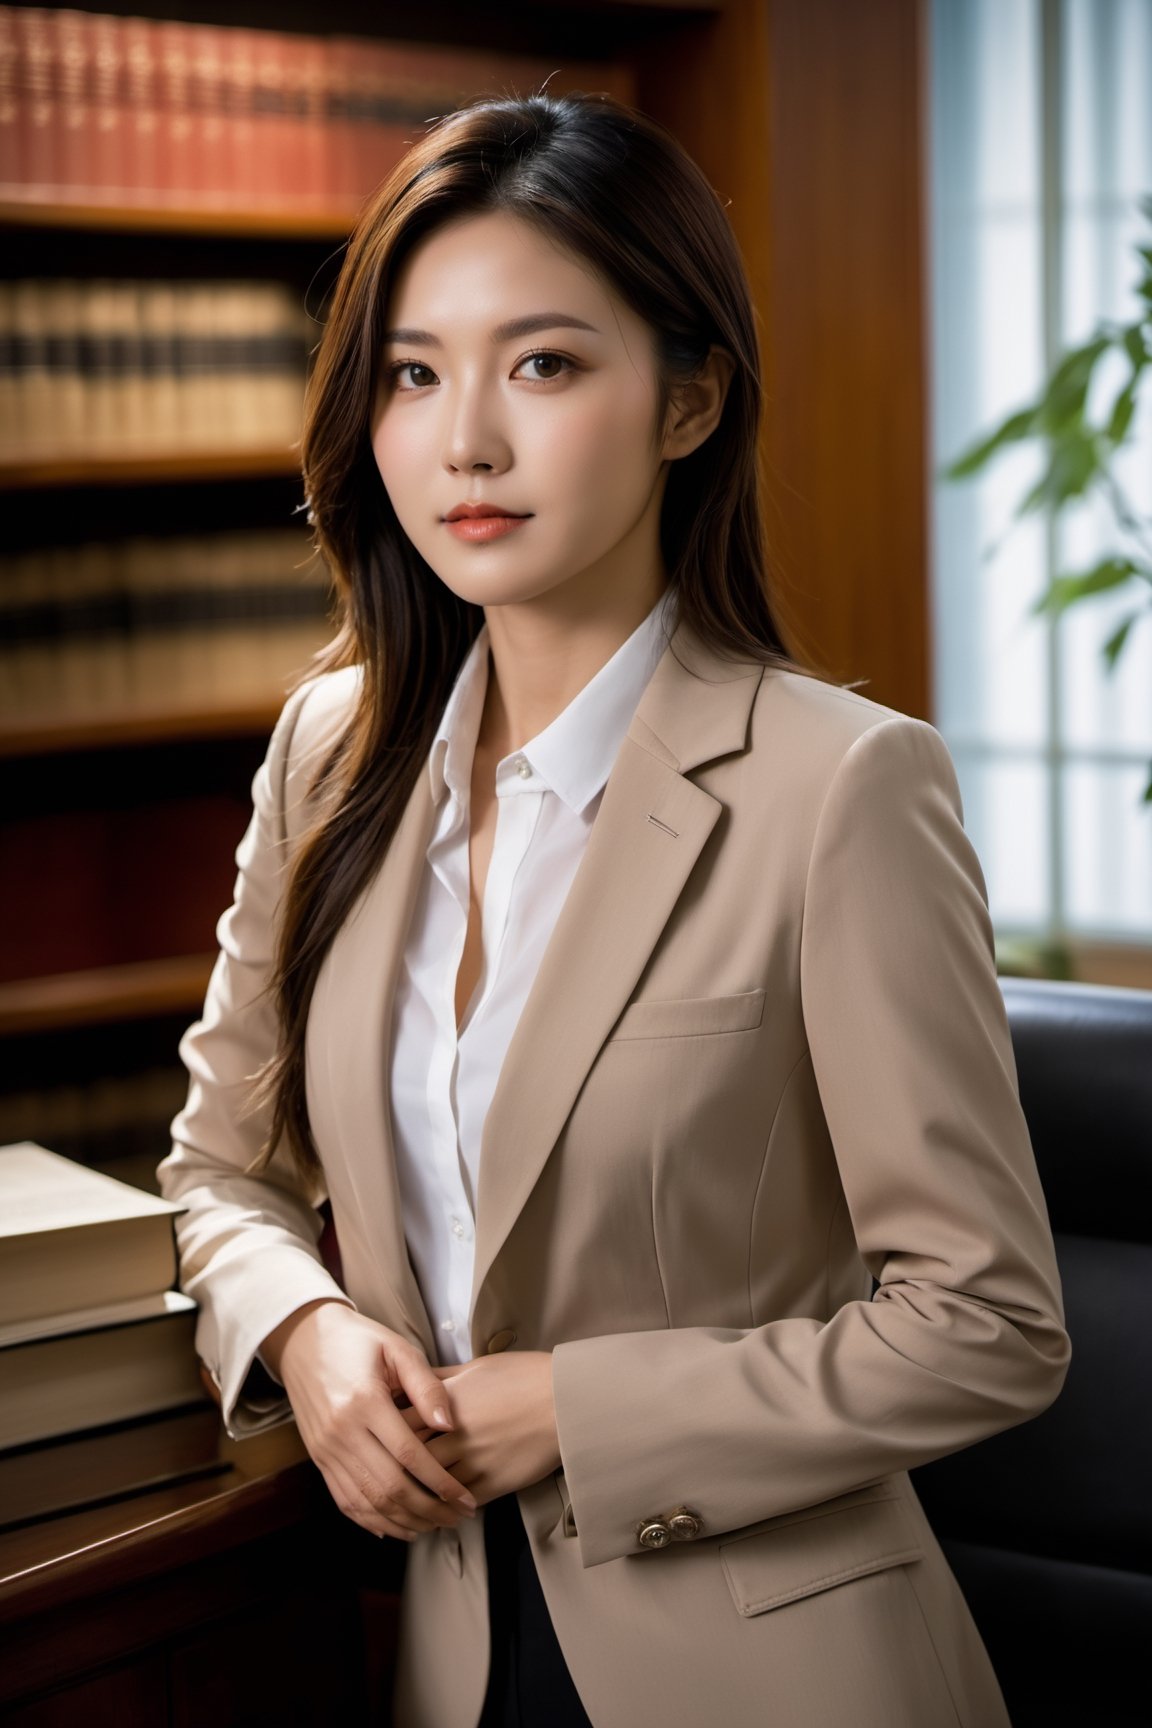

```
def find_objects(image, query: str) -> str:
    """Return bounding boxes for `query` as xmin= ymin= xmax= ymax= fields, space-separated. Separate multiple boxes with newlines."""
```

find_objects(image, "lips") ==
xmin=445 ymin=503 xmax=531 ymax=521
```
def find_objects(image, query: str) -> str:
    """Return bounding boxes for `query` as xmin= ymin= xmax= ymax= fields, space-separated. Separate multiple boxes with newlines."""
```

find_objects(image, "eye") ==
xmin=515 ymin=350 xmax=574 ymax=382
xmin=387 ymin=360 xmax=438 ymax=391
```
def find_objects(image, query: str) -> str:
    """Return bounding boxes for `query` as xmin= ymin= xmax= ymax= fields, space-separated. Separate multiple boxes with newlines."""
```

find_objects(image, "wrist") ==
xmin=260 ymin=1297 xmax=349 ymax=1381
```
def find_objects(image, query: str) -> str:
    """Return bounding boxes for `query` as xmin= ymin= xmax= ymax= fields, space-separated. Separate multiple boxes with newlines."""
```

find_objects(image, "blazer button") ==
xmin=668 ymin=1506 xmax=704 ymax=1541
xmin=636 ymin=1518 xmax=673 ymax=1550
xmin=486 ymin=1329 xmax=517 ymax=1353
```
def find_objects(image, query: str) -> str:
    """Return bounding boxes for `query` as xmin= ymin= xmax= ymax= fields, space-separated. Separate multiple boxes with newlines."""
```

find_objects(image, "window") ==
xmin=930 ymin=0 xmax=1152 ymax=956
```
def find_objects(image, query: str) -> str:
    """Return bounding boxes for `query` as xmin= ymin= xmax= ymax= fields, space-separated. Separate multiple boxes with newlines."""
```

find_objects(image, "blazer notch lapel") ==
xmin=307 ymin=765 xmax=439 ymax=1359
xmin=470 ymin=737 xmax=724 ymax=1320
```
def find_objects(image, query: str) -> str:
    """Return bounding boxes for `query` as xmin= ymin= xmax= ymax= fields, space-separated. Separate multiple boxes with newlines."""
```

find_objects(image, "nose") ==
xmin=441 ymin=374 xmax=511 ymax=475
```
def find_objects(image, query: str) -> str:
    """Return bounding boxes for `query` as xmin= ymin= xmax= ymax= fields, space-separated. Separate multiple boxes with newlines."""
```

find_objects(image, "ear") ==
xmin=660 ymin=345 xmax=736 ymax=460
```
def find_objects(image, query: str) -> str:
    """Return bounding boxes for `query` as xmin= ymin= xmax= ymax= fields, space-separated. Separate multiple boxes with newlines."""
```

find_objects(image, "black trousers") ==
xmin=477 ymin=1492 xmax=594 ymax=1728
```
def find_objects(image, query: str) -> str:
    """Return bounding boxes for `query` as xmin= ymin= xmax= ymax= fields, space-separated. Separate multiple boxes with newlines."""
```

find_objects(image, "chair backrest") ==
xmin=911 ymin=976 xmax=1152 ymax=1728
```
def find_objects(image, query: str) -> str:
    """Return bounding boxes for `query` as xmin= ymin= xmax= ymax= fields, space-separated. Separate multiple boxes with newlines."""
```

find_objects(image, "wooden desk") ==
xmin=0 ymin=1410 xmax=405 ymax=1725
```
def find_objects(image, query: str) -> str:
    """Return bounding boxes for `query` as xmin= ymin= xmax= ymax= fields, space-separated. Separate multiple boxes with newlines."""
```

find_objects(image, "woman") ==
xmin=158 ymin=90 xmax=1070 ymax=1728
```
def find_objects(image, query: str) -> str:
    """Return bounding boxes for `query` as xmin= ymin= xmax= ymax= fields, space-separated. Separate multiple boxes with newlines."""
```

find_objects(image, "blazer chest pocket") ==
xmin=609 ymin=987 xmax=766 ymax=1042
xmin=718 ymin=1489 xmax=923 ymax=1617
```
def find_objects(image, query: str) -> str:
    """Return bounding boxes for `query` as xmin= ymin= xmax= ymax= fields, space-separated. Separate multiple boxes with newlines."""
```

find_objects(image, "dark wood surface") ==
xmin=0 ymin=1410 xmax=405 ymax=1725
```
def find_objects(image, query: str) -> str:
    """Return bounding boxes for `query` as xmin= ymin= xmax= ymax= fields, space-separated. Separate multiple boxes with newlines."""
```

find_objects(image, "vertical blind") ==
xmin=930 ymin=0 xmax=1152 ymax=948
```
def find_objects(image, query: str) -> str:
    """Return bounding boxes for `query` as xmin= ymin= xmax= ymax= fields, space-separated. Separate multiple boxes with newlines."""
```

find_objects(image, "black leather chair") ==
xmin=911 ymin=976 xmax=1152 ymax=1728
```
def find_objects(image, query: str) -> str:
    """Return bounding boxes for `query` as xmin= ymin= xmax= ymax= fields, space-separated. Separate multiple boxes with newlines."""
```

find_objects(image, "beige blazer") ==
xmin=159 ymin=613 xmax=1070 ymax=1728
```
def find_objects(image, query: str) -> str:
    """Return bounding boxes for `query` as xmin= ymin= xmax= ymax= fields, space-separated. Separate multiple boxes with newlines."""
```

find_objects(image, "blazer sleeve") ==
xmin=550 ymin=714 xmax=1072 ymax=1568
xmin=156 ymin=677 xmax=356 ymax=1441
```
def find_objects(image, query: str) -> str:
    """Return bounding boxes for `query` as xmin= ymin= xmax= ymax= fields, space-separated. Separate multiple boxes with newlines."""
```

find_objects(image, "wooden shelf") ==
xmin=0 ymin=956 xmax=217 ymax=1036
xmin=0 ymin=196 xmax=360 ymax=241
xmin=0 ymin=448 xmax=302 ymax=492
xmin=0 ymin=699 xmax=284 ymax=758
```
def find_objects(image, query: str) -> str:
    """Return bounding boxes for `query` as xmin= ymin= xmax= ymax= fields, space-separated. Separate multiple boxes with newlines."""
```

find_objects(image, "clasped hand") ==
xmin=266 ymin=1300 xmax=560 ymax=1545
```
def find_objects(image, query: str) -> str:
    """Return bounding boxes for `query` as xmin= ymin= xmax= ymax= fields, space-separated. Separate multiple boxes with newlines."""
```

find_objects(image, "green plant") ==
xmin=942 ymin=192 xmax=1152 ymax=804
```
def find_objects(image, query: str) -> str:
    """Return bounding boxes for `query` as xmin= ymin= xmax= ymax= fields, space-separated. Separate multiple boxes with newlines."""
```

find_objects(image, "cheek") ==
xmin=371 ymin=415 xmax=431 ymax=539
xmin=534 ymin=387 xmax=660 ymax=504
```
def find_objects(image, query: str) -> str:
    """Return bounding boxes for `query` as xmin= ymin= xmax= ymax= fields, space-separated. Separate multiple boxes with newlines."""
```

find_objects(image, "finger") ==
xmin=333 ymin=1452 xmax=449 ymax=1538
xmin=371 ymin=1405 xmax=478 ymax=1514
xmin=321 ymin=1456 xmax=421 ymax=1541
xmin=387 ymin=1339 xmax=458 ymax=1433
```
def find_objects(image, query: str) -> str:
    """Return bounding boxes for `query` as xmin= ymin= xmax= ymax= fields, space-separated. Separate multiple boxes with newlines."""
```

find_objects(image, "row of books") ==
xmin=0 ymin=279 xmax=311 ymax=459
xmin=0 ymin=1141 xmax=209 ymax=1461
xmin=0 ymin=527 xmax=331 ymax=720
xmin=0 ymin=1068 xmax=190 ymax=1195
xmin=0 ymin=8 xmax=631 ymax=212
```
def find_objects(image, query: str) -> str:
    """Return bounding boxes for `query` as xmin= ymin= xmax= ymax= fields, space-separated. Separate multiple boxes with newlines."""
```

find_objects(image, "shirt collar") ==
xmin=428 ymin=586 xmax=677 ymax=815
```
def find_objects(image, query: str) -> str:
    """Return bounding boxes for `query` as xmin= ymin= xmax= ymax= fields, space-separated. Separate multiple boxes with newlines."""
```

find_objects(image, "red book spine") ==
xmin=278 ymin=33 xmax=308 ymax=209
xmin=121 ymin=17 xmax=160 ymax=203
xmin=54 ymin=8 xmax=94 ymax=198
xmin=14 ymin=6 xmax=59 ymax=195
xmin=296 ymin=32 xmax=328 ymax=209
xmin=156 ymin=19 xmax=195 ymax=204
xmin=89 ymin=11 xmax=127 ymax=201
xmin=251 ymin=27 xmax=285 ymax=207
xmin=0 ymin=7 xmax=22 ymax=190
xmin=189 ymin=24 xmax=228 ymax=206
xmin=221 ymin=25 xmax=258 ymax=208
xmin=325 ymin=38 xmax=355 ymax=209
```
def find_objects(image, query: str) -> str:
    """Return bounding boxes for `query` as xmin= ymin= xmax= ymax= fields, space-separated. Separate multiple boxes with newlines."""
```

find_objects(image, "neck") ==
xmin=478 ymin=571 xmax=669 ymax=759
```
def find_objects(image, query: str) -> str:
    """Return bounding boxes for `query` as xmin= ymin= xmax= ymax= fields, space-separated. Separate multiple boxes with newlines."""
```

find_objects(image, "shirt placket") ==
xmin=423 ymin=792 xmax=476 ymax=1348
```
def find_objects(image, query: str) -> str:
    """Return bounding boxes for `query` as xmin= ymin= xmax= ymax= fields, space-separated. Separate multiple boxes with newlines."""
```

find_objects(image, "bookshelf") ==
xmin=0 ymin=0 xmax=937 ymax=1163
xmin=0 ymin=955 xmax=216 ymax=1036
xmin=0 ymin=1 xmax=936 ymax=1713
xmin=0 ymin=195 xmax=358 ymax=237
xmin=0 ymin=446 xmax=302 ymax=490
xmin=0 ymin=1 xmax=664 ymax=1196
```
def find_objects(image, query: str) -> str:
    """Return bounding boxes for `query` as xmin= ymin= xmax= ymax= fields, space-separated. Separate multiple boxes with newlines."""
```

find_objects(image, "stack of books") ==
xmin=0 ymin=278 xmax=311 ymax=462
xmin=0 ymin=8 xmax=632 ymax=214
xmin=0 ymin=1141 xmax=211 ymax=1455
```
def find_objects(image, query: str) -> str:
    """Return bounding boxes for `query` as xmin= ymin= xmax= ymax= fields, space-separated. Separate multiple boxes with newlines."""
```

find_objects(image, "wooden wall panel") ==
xmin=635 ymin=0 xmax=932 ymax=718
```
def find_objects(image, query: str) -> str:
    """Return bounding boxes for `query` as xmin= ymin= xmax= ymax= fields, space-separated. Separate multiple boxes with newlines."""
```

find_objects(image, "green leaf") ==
xmin=1038 ymin=334 xmax=1113 ymax=433
xmin=1107 ymin=380 xmax=1139 ymax=444
xmin=1143 ymin=763 xmax=1152 ymax=804
xmin=1121 ymin=323 xmax=1149 ymax=368
xmin=1030 ymin=557 xmax=1145 ymax=616
xmin=1100 ymin=611 xmax=1142 ymax=668
xmin=1016 ymin=429 xmax=1103 ymax=515
xmin=941 ymin=406 xmax=1040 ymax=480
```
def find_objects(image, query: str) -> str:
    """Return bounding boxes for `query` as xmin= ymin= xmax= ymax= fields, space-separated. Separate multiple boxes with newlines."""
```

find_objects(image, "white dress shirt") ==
xmin=388 ymin=587 xmax=676 ymax=1364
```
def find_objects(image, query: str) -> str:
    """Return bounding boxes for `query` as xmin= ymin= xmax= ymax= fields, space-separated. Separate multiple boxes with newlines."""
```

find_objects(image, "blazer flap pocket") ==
xmin=609 ymin=987 xmax=766 ymax=1041
xmin=719 ymin=1493 xmax=923 ymax=1617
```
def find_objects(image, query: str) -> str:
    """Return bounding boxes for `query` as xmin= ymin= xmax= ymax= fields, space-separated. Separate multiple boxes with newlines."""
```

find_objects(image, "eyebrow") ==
xmin=381 ymin=312 xmax=601 ymax=347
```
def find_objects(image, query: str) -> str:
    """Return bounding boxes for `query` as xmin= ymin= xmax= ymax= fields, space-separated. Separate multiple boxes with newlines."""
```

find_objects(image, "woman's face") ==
xmin=370 ymin=209 xmax=676 ymax=617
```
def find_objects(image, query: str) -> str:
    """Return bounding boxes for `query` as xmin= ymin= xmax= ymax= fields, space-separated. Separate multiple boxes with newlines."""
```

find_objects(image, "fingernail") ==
xmin=433 ymin=1405 xmax=452 ymax=1429
xmin=459 ymin=1491 xmax=478 ymax=1512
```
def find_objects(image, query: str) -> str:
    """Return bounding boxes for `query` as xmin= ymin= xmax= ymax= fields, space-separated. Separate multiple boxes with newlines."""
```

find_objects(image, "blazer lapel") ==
xmin=307 ymin=759 xmax=440 ymax=1360
xmin=469 ymin=620 xmax=764 ymax=1323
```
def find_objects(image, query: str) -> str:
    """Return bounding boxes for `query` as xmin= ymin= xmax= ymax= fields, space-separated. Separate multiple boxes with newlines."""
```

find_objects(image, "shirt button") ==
xmin=439 ymin=1319 xmax=456 ymax=1333
xmin=450 ymin=1218 xmax=466 ymax=1239
xmin=514 ymin=756 xmax=531 ymax=779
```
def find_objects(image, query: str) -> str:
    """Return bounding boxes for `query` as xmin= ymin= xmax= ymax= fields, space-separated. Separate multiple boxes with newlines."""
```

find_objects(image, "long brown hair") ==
xmin=249 ymin=87 xmax=827 ymax=1190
